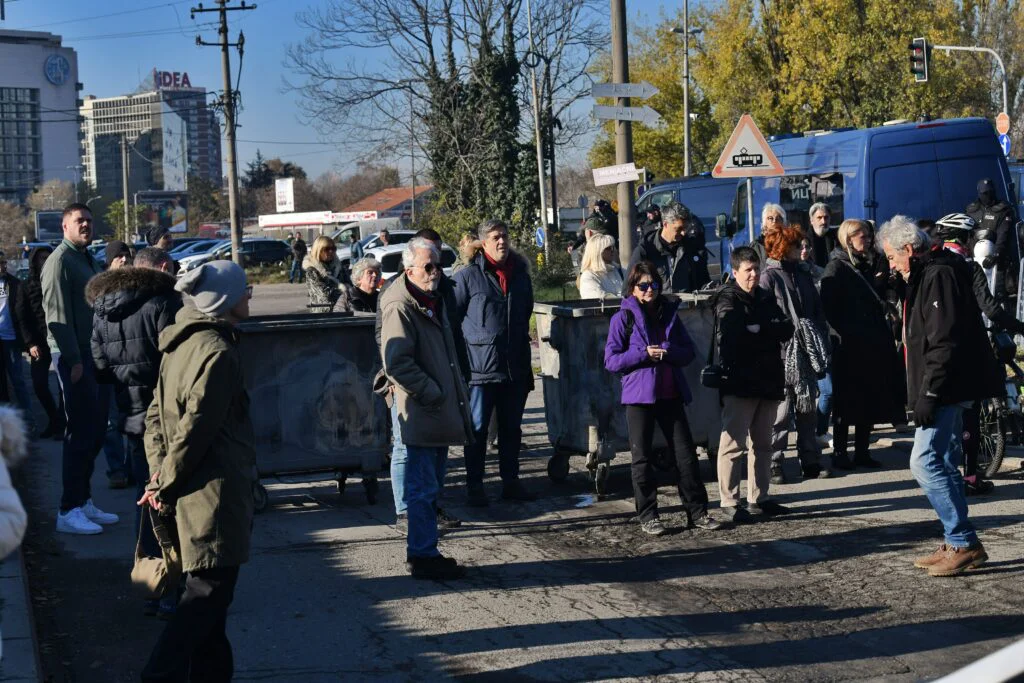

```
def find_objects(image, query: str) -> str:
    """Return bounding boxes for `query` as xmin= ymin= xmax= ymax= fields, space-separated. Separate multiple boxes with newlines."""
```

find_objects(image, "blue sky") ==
xmin=6 ymin=0 xmax=678 ymax=180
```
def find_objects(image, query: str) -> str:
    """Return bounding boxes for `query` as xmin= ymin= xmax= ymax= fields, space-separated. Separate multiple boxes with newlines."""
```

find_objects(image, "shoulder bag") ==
xmin=130 ymin=507 xmax=182 ymax=600
xmin=700 ymin=303 xmax=729 ymax=389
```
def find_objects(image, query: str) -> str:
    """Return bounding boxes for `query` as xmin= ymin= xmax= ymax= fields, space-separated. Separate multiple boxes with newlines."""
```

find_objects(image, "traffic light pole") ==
xmin=933 ymin=44 xmax=1008 ymax=114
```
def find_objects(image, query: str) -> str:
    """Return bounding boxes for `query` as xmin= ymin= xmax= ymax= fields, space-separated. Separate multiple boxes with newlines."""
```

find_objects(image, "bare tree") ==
xmin=26 ymin=179 xmax=75 ymax=213
xmin=0 ymin=202 xmax=33 ymax=252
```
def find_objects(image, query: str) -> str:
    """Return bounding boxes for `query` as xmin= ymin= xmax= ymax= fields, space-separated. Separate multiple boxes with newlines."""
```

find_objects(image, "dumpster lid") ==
xmin=534 ymin=293 xmax=712 ymax=318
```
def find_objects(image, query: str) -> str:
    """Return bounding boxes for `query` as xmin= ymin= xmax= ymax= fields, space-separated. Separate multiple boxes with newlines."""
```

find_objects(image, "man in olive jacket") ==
xmin=42 ymin=203 xmax=118 ymax=535
xmin=140 ymin=261 xmax=255 ymax=681
xmin=381 ymin=238 xmax=473 ymax=581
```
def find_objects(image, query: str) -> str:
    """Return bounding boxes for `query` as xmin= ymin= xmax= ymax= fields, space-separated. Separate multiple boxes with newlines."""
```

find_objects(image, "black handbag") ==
xmin=700 ymin=309 xmax=729 ymax=389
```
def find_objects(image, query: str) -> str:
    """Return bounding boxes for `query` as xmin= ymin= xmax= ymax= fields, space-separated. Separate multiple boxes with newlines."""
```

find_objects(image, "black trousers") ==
xmin=142 ymin=566 xmax=240 ymax=683
xmin=834 ymin=420 xmax=872 ymax=459
xmin=30 ymin=351 xmax=61 ymax=426
xmin=625 ymin=398 xmax=707 ymax=522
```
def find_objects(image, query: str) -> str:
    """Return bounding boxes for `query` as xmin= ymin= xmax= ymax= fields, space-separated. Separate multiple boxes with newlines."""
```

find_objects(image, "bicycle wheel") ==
xmin=978 ymin=401 xmax=1006 ymax=478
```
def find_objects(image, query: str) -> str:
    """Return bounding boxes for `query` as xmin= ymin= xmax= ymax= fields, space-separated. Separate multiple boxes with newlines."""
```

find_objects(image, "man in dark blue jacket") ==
xmin=453 ymin=219 xmax=535 ymax=506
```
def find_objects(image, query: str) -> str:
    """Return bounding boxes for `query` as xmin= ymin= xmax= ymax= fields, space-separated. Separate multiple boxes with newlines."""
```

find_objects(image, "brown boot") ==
xmin=913 ymin=544 xmax=949 ymax=569
xmin=928 ymin=543 xmax=988 ymax=577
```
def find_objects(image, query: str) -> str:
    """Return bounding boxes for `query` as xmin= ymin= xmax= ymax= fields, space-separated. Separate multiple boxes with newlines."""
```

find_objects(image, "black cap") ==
xmin=646 ymin=204 xmax=660 ymax=214
xmin=978 ymin=178 xmax=995 ymax=196
xmin=147 ymin=225 xmax=169 ymax=246
xmin=104 ymin=240 xmax=131 ymax=265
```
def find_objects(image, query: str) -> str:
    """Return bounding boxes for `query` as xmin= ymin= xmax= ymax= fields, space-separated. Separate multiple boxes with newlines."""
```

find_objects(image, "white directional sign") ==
xmin=712 ymin=114 xmax=785 ymax=178
xmin=592 ymin=162 xmax=640 ymax=187
xmin=591 ymin=81 xmax=660 ymax=99
xmin=592 ymin=104 xmax=662 ymax=127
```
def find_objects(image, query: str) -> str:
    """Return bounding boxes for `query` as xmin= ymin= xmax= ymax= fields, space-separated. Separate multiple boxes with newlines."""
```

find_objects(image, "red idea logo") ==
xmin=154 ymin=70 xmax=193 ymax=89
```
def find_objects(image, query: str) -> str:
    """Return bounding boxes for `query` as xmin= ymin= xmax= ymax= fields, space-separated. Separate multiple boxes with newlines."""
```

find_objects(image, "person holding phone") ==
xmin=604 ymin=260 xmax=721 ymax=536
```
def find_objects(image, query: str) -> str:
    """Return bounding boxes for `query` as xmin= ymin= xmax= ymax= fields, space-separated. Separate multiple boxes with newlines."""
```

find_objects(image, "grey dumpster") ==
xmin=237 ymin=312 xmax=387 ymax=510
xmin=534 ymin=294 xmax=721 ymax=494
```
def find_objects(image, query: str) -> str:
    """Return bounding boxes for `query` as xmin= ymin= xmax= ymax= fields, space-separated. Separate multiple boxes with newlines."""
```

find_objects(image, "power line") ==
xmin=63 ymin=22 xmax=218 ymax=42
xmin=21 ymin=0 xmax=195 ymax=29
xmin=235 ymin=138 xmax=334 ymax=146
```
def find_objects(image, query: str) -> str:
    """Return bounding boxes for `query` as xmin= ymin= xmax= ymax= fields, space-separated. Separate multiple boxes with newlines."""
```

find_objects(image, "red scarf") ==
xmin=405 ymin=279 xmax=440 ymax=317
xmin=484 ymin=251 xmax=512 ymax=295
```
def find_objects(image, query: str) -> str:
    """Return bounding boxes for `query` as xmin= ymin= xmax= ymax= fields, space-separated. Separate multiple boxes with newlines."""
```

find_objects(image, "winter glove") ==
xmin=982 ymin=256 xmax=997 ymax=269
xmin=913 ymin=396 xmax=939 ymax=428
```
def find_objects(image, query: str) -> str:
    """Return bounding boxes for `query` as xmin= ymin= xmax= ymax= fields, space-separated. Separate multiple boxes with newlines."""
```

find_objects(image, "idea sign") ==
xmin=154 ymin=70 xmax=193 ymax=90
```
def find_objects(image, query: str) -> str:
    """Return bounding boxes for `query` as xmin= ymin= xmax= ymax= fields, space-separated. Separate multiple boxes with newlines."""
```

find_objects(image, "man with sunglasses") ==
xmin=628 ymin=201 xmax=710 ymax=294
xmin=454 ymin=219 xmax=536 ymax=507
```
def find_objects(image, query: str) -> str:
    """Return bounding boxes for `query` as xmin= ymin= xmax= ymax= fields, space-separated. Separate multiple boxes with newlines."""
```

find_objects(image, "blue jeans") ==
xmin=55 ymin=356 xmax=111 ymax=511
xmin=465 ymin=382 xmax=530 ymax=487
xmin=405 ymin=445 xmax=447 ymax=558
xmin=104 ymin=401 xmax=128 ymax=478
xmin=390 ymin=399 xmax=447 ymax=515
xmin=2 ymin=340 xmax=33 ymax=424
xmin=288 ymin=258 xmax=304 ymax=283
xmin=909 ymin=404 xmax=978 ymax=548
xmin=816 ymin=370 xmax=833 ymax=436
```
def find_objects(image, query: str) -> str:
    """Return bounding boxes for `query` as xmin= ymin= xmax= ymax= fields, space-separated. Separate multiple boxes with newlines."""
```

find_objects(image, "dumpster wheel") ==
xmin=253 ymin=482 xmax=269 ymax=514
xmin=594 ymin=463 xmax=610 ymax=497
xmin=547 ymin=452 xmax=571 ymax=482
xmin=363 ymin=476 xmax=379 ymax=505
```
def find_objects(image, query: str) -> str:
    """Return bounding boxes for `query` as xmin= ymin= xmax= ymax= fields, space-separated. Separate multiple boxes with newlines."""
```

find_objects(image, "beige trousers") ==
xmin=717 ymin=395 xmax=780 ymax=507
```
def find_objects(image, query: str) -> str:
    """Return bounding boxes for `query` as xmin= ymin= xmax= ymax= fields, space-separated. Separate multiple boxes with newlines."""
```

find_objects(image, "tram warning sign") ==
xmin=712 ymin=114 xmax=785 ymax=178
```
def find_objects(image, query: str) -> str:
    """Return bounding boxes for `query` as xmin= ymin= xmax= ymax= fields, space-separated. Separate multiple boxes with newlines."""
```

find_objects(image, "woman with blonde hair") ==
xmin=577 ymin=233 xmax=624 ymax=299
xmin=304 ymin=235 xmax=350 ymax=313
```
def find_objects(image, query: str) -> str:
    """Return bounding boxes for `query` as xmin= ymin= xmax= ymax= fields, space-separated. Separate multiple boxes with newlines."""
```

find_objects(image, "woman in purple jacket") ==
xmin=604 ymin=261 xmax=722 ymax=536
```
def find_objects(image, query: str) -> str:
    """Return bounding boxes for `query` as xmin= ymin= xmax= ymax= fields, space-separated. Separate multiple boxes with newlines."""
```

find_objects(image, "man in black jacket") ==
xmin=628 ymin=201 xmax=710 ymax=294
xmin=807 ymin=202 xmax=837 ymax=268
xmin=87 ymin=247 xmax=182 ymax=608
xmin=965 ymin=178 xmax=1017 ymax=296
xmin=714 ymin=247 xmax=794 ymax=523
xmin=880 ymin=215 xmax=995 ymax=577
xmin=289 ymin=233 xmax=307 ymax=284
xmin=14 ymin=246 xmax=63 ymax=438
xmin=453 ymin=219 xmax=535 ymax=506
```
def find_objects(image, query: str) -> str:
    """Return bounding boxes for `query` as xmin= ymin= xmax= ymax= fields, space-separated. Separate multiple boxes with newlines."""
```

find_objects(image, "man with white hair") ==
xmin=807 ymin=203 xmax=836 ymax=268
xmin=879 ymin=215 xmax=994 ymax=577
xmin=379 ymin=238 xmax=473 ymax=580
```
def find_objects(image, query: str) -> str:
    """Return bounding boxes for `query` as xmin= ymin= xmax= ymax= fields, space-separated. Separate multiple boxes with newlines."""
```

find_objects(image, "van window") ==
xmin=637 ymin=189 xmax=675 ymax=214
xmin=778 ymin=173 xmax=845 ymax=229
xmin=874 ymin=163 xmax=940 ymax=223
xmin=935 ymin=157 xmax=1013 ymax=218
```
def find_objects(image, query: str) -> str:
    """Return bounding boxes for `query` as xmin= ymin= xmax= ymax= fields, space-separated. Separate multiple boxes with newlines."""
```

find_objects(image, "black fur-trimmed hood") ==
xmin=86 ymin=267 xmax=180 ymax=321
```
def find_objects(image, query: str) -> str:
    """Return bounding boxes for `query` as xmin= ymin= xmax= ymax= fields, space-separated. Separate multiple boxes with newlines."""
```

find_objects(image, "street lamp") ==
xmin=672 ymin=18 xmax=703 ymax=177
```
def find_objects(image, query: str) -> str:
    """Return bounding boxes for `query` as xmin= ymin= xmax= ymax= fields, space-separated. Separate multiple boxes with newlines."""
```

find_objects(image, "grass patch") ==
xmin=246 ymin=265 xmax=290 ymax=285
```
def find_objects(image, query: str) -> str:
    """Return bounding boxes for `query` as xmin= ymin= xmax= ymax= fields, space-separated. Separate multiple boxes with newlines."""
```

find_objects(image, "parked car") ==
xmin=332 ymin=229 xmax=418 ymax=260
xmin=178 ymin=238 xmax=290 ymax=274
xmin=169 ymin=239 xmax=218 ymax=258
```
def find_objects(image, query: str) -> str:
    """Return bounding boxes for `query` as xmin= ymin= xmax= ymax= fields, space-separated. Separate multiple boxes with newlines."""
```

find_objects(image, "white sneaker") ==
xmin=82 ymin=499 xmax=119 ymax=525
xmin=56 ymin=507 xmax=103 ymax=535
xmin=816 ymin=434 xmax=834 ymax=450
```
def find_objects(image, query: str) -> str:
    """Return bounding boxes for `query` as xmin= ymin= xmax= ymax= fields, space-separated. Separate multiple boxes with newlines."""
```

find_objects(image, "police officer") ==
xmin=965 ymin=178 xmax=1016 ymax=295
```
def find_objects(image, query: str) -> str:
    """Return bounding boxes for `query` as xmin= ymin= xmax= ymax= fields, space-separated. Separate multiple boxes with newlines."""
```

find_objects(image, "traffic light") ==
xmin=909 ymin=37 xmax=929 ymax=83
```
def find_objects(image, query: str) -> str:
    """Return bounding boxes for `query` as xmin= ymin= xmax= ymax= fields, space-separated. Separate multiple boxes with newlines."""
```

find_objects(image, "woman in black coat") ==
xmin=820 ymin=219 xmax=905 ymax=469
xmin=14 ymin=246 xmax=63 ymax=437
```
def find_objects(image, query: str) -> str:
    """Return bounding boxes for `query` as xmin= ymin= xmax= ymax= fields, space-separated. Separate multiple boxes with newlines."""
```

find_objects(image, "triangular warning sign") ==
xmin=712 ymin=114 xmax=785 ymax=178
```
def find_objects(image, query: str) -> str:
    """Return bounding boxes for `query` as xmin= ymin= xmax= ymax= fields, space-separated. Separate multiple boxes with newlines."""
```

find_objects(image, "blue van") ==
xmin=716 ymin=117 xmax=1017 ymax=267
xmin=635 ymin=174 xmax=738 ymax=274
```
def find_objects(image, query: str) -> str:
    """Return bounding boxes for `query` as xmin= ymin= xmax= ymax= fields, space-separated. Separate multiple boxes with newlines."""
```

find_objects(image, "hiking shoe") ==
xmin=407 ymin=554 xmax=466 ymax=580
xmin=82 ymin=499 xmax=119 ymax=525
xmin=108 ymin=472 xmax=129 ymax=489
xmin=466 ymin=485 xmax=489 ymax=508
xmin=394 ymin=513 xmax=408 ymax=536
xmin=56 ymin=507 xmax=103 ymax=535
xmin=749 ymin=500 xmax=791 ymax=516
xmin=815 ymin=433 xmax=834 ymax=450
xmin=831 ymin=453 xmax=855 ymax=471
xmin=640 ymin=518 xmax=668 ymax=536
xmin=436 ymin=507 xmax=462 ymax=530
xmin=501 ymin=480 xmax=536 ymax=502
xmin=770 ymin=463 xmax=786 ymax=484
xmin=913 ymin=543 xmax=949 ymax=569
xmin=965 ymin=479 xmax=995 ymax=496
xmin=817 ymin=467 xmax=833 ymax=479
xmin=692 ymin=513 xmax=723 ymax=531
xmin=721 ymin=506 xmax=754 ymax=524
xmin=928 ymin=543 xmax=988 ymax=577
xmin=854 ymin=454 xmax=883 ymax=468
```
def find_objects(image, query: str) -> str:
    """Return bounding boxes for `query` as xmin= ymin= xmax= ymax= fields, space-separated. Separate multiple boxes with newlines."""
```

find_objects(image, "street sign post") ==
xmin=999 ymin=133 xmax=1011 ymax=157
xmin=592 ymin=162 xmax=640 ymax=187
xmin=592 ymin=104 xmax=662 ymax=127
xmin=590 ymin=81 xmax=660 ymax=99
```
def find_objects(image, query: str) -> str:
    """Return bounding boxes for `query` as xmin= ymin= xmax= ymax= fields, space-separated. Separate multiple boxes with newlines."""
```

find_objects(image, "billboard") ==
xmin=138 ymin=191 xmax=188 ymax=234
xmin=160 ymin=104 xmax=188 ymax=192
xmin=35 ymin=211 xmax=63 ymax=241
xmin=275 ymin=178 xmax=294 ymax=213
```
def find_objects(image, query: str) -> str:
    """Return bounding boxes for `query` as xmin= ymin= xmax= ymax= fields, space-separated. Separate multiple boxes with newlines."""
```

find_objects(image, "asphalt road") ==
xmin=250 ymin=282 xmax=311 ymax=317
xmin=16 ymin=374 xmax=1024 ymax=681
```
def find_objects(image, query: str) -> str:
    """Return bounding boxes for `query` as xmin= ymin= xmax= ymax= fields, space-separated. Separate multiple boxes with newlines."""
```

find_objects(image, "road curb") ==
xmin=0 ymin=549 xmax=40 ymax=683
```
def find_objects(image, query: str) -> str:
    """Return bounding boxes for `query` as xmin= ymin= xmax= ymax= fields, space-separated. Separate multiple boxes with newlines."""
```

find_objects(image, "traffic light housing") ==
xmin=909 ymin=37 xmax=929 ymax=83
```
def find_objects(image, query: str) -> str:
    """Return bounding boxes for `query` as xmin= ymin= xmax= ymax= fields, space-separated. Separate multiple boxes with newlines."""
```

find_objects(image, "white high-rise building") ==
xmin=0 ymin=30 xmax=81 ymax=204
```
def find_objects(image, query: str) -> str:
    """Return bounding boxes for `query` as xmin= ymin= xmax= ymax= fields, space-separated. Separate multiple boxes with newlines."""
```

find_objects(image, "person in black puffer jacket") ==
xmin=14 ymin=246 xmax=64 ymax=438
xmin=86 ymin=248 xmax=182 ymax=587
xmin=628 ymin=201 xmax=710 ymax=294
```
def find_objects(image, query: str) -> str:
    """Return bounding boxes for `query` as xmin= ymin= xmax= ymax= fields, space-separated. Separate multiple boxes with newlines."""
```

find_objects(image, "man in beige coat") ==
xmin=380 ymin=237 xmax=474 ymax=580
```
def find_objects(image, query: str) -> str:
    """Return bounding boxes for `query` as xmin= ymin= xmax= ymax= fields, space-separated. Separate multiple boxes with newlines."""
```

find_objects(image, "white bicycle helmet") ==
xmin=935 ymin=212 xmax=976 ymax=237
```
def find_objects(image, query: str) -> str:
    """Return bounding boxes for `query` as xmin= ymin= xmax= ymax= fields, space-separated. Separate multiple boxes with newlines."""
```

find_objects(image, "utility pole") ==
xmin=683 ymin=0 xmax=691 ymax=176
xmin=543 ymin=67 xmax=559 ymax=232
xmin=121 ymin=134 xmax=130 ymax=240
xmin=932 ymin=44 xmax=1008 ymax=114
xmin=409 ymin=89 xmax=416 ymax=225
xmin=611 ymin=0 xmax=636 ymax=266
xmin=193 ymin=0 xmax=255 ymax=267
xmin=526 ymin=0 xmax=549 ymax=259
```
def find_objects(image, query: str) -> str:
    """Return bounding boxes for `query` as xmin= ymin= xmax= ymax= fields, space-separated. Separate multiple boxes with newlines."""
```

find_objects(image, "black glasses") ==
xmin=414 ymin=263 xmax=439 ymax=274
xmin=636 ymin=281 xmax=660 ymax=292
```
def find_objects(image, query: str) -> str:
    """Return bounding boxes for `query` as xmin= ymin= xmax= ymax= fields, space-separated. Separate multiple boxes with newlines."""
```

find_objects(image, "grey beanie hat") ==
xmin=175 ymin=260 xmax=247 ymax=317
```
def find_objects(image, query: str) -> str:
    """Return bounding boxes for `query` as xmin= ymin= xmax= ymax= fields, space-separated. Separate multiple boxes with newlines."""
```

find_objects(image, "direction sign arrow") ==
xmin=590 ymin=81 xmax=660 ymax=99
xmin=592 ymin=104 xmax=662 ymax=127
